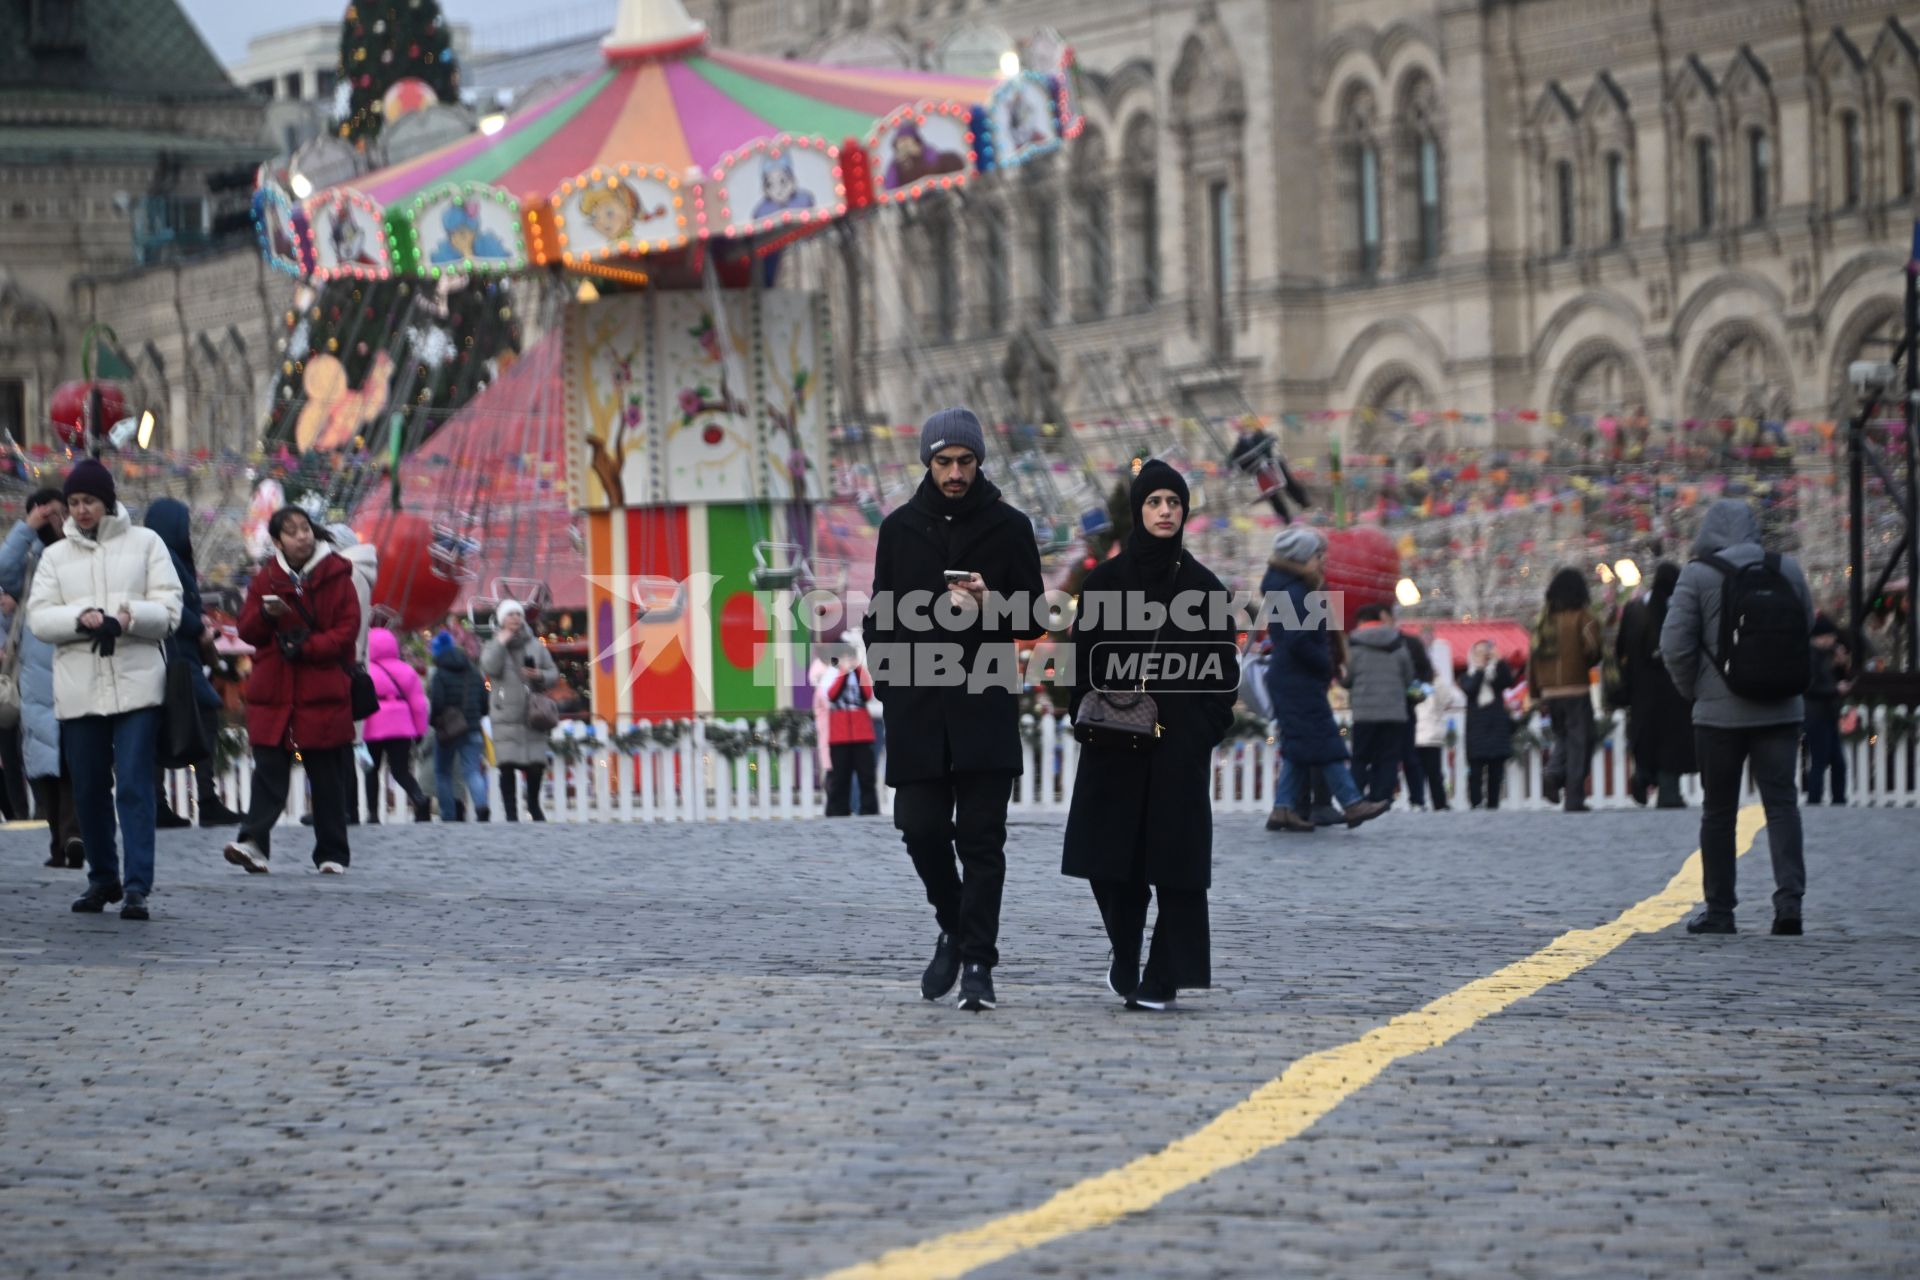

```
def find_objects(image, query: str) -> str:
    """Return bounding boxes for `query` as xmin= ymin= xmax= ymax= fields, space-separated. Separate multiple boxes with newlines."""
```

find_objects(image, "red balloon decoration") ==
xmin=356 ymin=510 xmax=461 ymax=630
xmin=1323 ymin=527 xmax=1400 ymax=630
xmin=48 ymin=380 xmax=128 ymax=449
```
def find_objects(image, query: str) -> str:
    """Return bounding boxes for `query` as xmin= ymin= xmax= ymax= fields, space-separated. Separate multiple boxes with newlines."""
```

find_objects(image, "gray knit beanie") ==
xmin=918 ymin=407 xmax=987 ymax=467
xmin=1270 ymin=525 xmax=1328 ymax=562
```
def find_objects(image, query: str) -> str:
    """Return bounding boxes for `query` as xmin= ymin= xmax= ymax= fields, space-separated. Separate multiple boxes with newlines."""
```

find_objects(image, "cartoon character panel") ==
xmin=871 ymin=107 xmax=974 ymax=199
xmin=310 ymin=193 xmax=389 ymax=279
xmin=415 ymin=187 xmax=525 ymax=273
xmin=254 ymin=184 xmax=307 ymax=275
xmin=717 ymin=142 xmax=844 ymax=236
xmin=989 ymin=73 xmax=1061 ymax=165
xmin=556 ymin=171 xmax=686 ymax=258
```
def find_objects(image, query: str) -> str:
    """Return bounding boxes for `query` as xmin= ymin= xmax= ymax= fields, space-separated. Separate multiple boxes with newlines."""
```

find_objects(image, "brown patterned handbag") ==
xmin=1072 ymin=559 xmax=1174 ymax=750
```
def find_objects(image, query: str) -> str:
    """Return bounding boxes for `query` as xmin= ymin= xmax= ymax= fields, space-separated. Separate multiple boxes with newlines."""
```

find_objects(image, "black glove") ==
xmin=83 ymin=614 xmax=122 ymax=657
xmin=278 ymin=629 xmax=307 ymax=661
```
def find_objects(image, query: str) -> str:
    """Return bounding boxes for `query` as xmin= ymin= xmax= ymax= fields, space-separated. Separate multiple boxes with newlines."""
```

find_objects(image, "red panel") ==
xmin=621 ymin=506 xmax=694 ymax=721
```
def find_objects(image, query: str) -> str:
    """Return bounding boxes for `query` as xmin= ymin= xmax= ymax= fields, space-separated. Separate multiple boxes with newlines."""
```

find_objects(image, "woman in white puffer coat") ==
xmin=27 ymin=460 xmax=182 ymax=921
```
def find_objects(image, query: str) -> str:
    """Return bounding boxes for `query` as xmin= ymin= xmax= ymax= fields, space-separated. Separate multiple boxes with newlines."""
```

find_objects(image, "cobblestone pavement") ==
xmin=2 ymin=804 xmax=1916 ymax=1279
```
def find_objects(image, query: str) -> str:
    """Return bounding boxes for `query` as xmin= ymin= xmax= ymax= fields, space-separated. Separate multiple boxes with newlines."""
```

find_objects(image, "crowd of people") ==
xmin=8 ymin=459 xmax=563 ymax=920
xmin=11 ymin=422 xmax=1838 ymax=969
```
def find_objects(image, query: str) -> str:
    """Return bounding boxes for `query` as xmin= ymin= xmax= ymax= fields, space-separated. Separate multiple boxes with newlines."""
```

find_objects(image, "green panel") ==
xmin=685 ymin=56 xmax=878 ymax=142
xmin=706 ymin=503 xmax=777 ymax=716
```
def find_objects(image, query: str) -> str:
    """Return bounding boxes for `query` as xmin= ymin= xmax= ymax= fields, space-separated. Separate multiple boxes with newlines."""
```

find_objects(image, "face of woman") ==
xmin=276 ymin=514 xmax=316 ymax=568
xmin=68 ymin=494 xmax=105 ymax=531
xmin=1142 ymin=489 xmax=1183 ymax=539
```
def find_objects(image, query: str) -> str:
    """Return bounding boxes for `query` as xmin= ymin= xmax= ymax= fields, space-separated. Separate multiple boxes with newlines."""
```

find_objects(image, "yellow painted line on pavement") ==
xmin=822 ymin=804 xmax=1766 ymax=1280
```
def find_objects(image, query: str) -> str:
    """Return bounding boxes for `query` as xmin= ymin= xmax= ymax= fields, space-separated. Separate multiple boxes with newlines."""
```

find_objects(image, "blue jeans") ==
xmin=435 ymin=730 xmax=488 ymax=816
xmin=63 ymin=708 xmax=161 ymax=896
xmin=1278 ymin=755 xmax=1361 ymax=813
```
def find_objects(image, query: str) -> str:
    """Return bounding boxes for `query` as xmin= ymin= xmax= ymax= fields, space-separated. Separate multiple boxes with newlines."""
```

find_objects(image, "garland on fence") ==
xmin=544 ymin=711 xmax=819 ymax=765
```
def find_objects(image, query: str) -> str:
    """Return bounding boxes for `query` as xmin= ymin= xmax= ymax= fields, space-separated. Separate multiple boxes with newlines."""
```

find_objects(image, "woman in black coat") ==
xmin=1614 ymin=561 xmax=1694 ymax=807
xmin=1459 ymin=639 xmax=1517 ymax=809
xmin=1062 ymin=461 xmax=1237 ymax=1011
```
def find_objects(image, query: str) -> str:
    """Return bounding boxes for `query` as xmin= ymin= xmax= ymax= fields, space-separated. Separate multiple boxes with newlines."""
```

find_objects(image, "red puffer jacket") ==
xmin=238 ymin=544 xmax=362 ymax=750
xmin=824 ymin=666 xmax=876 ymax=746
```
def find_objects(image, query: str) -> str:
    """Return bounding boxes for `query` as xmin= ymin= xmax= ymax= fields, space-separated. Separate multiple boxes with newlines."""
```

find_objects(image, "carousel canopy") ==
xmin=256 ymin=0 xmax=1081 ymax=283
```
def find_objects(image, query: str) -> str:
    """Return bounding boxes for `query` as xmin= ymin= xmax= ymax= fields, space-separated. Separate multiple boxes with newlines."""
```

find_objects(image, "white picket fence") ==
xmin=163 ymin=706 xmax=1920 ymax=826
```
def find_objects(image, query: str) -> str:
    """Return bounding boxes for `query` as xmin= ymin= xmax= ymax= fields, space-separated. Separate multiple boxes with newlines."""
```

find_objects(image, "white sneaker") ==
xmin=223 ymin=840 xmax=268 ymax=874
xmin=318 ymin=861 xmax=346 ymax=875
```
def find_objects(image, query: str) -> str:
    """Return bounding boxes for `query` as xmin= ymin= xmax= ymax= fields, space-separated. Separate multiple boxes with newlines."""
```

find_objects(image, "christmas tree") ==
xmin=338 ymin=0 xmax=460 ymax=147
xmin=260 ymin=0 xmax=519 ymax=513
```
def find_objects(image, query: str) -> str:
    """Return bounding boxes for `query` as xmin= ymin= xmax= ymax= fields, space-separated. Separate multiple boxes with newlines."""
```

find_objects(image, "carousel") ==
xmin=254 ymin=0 xmax=1084 ymax=723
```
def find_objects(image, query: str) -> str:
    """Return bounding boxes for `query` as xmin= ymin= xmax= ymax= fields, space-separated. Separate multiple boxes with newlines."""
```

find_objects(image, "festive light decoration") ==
xmin=338 ymin=0 xmax=458 ymax=146
xmin=865 ymin=102 xmax=978 ymax=205
xmin=713 ymin=137 xmax=849 ymax=240
xmin=552 ymin=165 xmax=690 ymax=263
xmin=309 ymin=189 xmax=392 ymax=282
xmin=380 ymin=76 xmax=439 ymax=124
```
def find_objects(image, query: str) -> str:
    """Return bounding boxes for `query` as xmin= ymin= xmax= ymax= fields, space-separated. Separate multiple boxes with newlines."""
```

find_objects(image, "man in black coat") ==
xmin=863 ymin=408 xmax=1046 ymax=1011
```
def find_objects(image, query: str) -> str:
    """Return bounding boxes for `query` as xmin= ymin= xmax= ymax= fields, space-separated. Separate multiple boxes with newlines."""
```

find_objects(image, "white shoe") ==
xmin=223 ymin=840 xmax=268 ymax=874
xmin=318 ymin=861 xmax=346 ymax=875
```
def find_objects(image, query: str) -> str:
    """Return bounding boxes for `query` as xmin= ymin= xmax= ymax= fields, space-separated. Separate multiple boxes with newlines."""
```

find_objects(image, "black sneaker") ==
xmin=156 ymin=809 xmax=192 ymax=830
xmin=1684 ymin=912 xmax=1736 ymax=935
xmin=120 ymin=892 xmax=150 ymax=921
xmin=64 ymin=838 xmax=86 ymax=869
xmin=920 ymin=933 xmax=960 ymax=1001
xmin=1771 ymin=916 xmax=1803 ymax=936
xmin=1106 ymin=949 xmax=1139 ymax=1000
xmin=1542 ymin=778 xmax=1563 ymax=806
xmin=71 ymin=883 xmax=124 ymax=913
xmin=1127 ymin=979 xmax=1177 ymax=1011
xmin=957 ymin=963 xmax=996 ymax=1011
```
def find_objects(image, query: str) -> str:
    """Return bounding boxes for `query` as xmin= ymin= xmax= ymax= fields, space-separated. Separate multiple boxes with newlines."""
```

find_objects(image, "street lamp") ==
xmin=479 ymin=112 xmax=507 ymax=137
xmin=1613 ymin=558 xmax=1642 ymax=589
xmin=998 ymin=50 xmax=1021 ymax=77
xmin=1395 ymin=577 xmax=1421 ymax=607
xmin=289 ymin=171 xmax=313 ymax=199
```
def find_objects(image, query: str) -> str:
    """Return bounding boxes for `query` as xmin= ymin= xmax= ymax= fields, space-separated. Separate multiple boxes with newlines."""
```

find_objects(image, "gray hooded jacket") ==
xmin=1344 ymin=622 xmax=1416 ymax=723
xmin=1659 ymin=499 xmax=1812 ymax=729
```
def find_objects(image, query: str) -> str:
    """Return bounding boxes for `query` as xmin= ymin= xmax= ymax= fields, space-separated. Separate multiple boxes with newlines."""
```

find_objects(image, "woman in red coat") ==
xmin=221 ymin=508 xmax=361 ymax=875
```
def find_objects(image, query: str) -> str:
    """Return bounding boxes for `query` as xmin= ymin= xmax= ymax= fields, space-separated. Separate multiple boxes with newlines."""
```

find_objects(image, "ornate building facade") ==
xmin=694 ymin=0 xmax=1919 ymax=454
xmin=0 ymin=0 xmax=286 ymax=456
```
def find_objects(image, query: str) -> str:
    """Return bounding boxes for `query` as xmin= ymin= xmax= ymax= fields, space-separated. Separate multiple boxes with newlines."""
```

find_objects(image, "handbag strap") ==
xmin=1094 ymin=555 xmax=1179 ymax=694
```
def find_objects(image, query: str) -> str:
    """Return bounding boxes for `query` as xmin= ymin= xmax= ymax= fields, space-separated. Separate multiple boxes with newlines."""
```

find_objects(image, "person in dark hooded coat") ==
xmin=144 ymin=498 xmax=241 ymax=828
xmin=1614 ymin=561 xmax=1695 ymax=807
xmin=1062 ymin=460 xmax=1238 ymax=1010
xmin=1258 ymin=526 xmax=1390 ymax=832
xmin=862 ymin=408 xmax=1047 ymax=1012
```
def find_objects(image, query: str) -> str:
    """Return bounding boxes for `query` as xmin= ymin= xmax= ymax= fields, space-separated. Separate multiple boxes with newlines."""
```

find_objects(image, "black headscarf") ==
xmin=1126 ymin=459 xmax=1190 ymax=598
xmin=1648 ymin=560 xmax=1681 ymax=632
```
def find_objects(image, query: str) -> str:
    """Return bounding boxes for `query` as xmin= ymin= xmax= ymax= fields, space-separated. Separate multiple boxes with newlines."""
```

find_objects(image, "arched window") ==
xmin=1120 ymin=115 xmax=1160 ymax=307
xmin=1416 ymin=136 xmax=1442 ymax=264
xmin=1555 ymin=159 xmax=1576 ymax=251
xmin=1605 ymin=151 xmax=1629 ymax=244
xmin=1747 ymin=127 xmax=1772 ymax=221
xmin=1898 ymin=101 xmax=1918 ymax=198
xmin=1357 ymin=142 xmax=1382 ymax=274
xmin=1694 ymin=137 xmax=1717 ymax=231
xmin=1081 ymin=186 xmax=1111 ymax=317
xmin=1840 ymin=110 xmax=1864 ymax=208
xmin=1069 ymin=125 xmax=1110 ymax=321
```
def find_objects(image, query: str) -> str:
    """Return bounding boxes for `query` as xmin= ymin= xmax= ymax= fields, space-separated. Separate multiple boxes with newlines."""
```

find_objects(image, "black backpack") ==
xmin=1701 ymin=553 xmax=1811 ymax=701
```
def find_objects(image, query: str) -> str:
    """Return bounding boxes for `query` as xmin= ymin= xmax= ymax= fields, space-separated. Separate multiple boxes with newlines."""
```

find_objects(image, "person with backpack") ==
xmin=1528 ymin=569 xmax=1603 ymax=812
xmin=1660 ymin=499 xmax=1813 ymax=936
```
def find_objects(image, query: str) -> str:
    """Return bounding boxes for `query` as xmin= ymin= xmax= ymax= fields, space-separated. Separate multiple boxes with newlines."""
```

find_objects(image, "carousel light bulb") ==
xmin=289 ymin=172 xmax=313 ymax=199
xmin=1395 ymin=578 xmax=1421 ymax=608
xmin=575 ymin=279 xmax=600 ymax=303
xmin=999 ymin=50 xmax=1021 ymax=77
xmin=479 ymin=112 xmax=507 ymax=136
xmin=1613 ymin=558 xmax=1642 ymax=588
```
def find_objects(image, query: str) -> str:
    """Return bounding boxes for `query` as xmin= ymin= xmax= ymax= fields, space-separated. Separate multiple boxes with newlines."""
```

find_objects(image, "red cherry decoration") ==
xmin=702 ymin=425 xmax=724 ymax=446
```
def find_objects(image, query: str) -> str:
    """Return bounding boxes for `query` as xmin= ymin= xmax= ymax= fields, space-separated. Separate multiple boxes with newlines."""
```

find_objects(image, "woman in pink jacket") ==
xmin=362 ymin=627 xmax=432 ymax=822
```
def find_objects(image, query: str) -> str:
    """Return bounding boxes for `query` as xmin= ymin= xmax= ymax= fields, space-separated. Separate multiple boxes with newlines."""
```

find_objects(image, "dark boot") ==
xmin=498 ymin=766 xmax=518 ymax=822
xmin=412 ymin=797 xmax=433 ymax=823
xmin=474 ymin=807 xmax=490 ymax=823
xmin=450 ymin=801 xmax=466 ymax=822
xmin=525 ymin=768 xmax=546 ymax=822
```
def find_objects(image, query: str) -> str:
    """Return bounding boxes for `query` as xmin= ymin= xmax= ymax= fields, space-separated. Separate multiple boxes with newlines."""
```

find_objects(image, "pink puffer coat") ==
xmin=362 ymin=627 xmax=429 ymax=744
